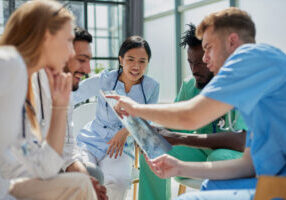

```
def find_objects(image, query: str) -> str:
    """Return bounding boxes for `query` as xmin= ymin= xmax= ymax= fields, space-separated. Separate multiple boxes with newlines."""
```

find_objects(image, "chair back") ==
xmin=72 ymin=102 xmax=97 ymax=138
xmin=254 ymin=176 xmax=286 ymax=200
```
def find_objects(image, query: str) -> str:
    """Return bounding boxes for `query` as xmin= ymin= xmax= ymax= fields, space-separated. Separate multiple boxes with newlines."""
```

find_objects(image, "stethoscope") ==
xmin=37 ymin=72 xmax=46 ymax=127
xmin=217 ymin=111 xmax=239 ymax=133
xmin=105 ymin=68 xmax=147 ymax=107
xmin=104 ymin=68 xmax=147 ymax=129
xmin=22 ymin=98 xmax=36 ymax=138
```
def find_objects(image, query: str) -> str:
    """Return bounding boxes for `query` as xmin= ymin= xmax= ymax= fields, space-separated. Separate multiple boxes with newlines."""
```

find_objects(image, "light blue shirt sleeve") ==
xmin=201 ymin=44 xmax=286 ymax=115
xmin=72 ymin=74 xmax=101 ymax=105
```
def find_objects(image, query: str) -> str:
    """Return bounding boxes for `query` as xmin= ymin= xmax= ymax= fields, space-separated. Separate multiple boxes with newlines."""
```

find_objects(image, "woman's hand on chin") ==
xmin=45 ymin=67 xmax=72 ymax=107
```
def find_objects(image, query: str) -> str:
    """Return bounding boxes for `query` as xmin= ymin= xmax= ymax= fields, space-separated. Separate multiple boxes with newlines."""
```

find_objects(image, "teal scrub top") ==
xmin=173 ymin=77 xmax=247 ymax=134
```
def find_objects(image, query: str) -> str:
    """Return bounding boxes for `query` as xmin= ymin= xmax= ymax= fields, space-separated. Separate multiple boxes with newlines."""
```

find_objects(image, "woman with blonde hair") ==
xmin=0 ymin=0 xmax=97 ymax=199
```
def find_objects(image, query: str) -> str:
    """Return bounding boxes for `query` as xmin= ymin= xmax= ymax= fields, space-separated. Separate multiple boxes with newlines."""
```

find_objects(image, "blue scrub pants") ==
xmin=176 ymin=189 xmax=255 ymax=200
xmin=201 ymin=178 xmax=257 ymax=191
xmin=175 ymin=178 xmax=257 ymax=200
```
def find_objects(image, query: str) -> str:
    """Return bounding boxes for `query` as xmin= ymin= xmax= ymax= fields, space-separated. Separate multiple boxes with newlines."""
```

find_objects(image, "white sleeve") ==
xmin=0 ymin=175 xmax=14 ymax=200
xmin=0 ymin=46 xmax=27 ymax=152
xmin=32 ymin=71 xmax=81 ymax=172
xmin=11 ymin=138 xmax=64 ymax=179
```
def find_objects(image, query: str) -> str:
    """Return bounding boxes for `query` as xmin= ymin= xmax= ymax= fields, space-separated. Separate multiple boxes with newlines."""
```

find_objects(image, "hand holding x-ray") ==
xmin=100 ymin=90 xmax=172 ymax=159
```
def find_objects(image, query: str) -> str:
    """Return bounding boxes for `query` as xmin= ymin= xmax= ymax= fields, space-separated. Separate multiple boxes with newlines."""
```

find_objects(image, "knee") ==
xmin=86 ymin=165 xmax=104 ymax=185
xmin=104 ymin=171 xmax=131 ymax=187
xmin=73 ymin=173 xmax=92 ymax=188
xmin=207 ymin=149 xmax=242 ymax=161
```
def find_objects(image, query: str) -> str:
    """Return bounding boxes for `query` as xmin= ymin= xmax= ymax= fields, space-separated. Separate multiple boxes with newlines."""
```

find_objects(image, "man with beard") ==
xmin=138 ymin=23 xmax=247 ymax=200
xmin=34 ymin=27 xmax=107 ymax=200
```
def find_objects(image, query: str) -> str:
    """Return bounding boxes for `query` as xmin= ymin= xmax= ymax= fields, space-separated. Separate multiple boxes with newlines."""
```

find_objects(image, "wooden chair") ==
xmin=132 ymin=144 xmax=140 ymax=200
xmin=176 ymin=178 xmax=203 ymax=196
xmin=73 ymin=102 xmax=97 ymax=137
xmin=254 ymin=176 xmax=286 ymax=200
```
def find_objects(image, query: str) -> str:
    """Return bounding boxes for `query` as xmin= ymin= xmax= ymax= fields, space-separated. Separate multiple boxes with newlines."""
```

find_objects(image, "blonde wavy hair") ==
xmin=0 ymin=0 xmax=74 ymax=140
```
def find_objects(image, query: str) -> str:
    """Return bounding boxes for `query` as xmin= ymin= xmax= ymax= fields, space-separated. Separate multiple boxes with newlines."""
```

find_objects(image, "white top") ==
xmin=33 ymin=69 xmax=82 ymax=171
xmin=0 ymin=46 xmax=26 ymax=200
xmin=0 ymin=62 xmax=65 ymax=183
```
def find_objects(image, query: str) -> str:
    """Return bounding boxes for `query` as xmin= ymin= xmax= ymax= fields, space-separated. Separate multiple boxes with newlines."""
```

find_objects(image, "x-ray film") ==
xmin=100 ymin=90 xmax=172 ymax=159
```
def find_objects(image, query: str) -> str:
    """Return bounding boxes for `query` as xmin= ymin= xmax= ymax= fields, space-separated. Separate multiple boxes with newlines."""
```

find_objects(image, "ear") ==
xmin=119 ymin=56 xmax=123 ymax=66
xmin=227 ymin=33 xmax=240 ymax=52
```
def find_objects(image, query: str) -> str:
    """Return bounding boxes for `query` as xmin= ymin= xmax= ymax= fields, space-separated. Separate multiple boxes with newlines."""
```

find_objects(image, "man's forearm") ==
xmin=178 ymin=131 xmax=246 ymax=152
xmin=135 ymin=95 xmax=232 ymax=130
xmin=177 ymin=148 xmax=255 ymax=180
xmin=158 ymin=128 xmax=246 ymax=152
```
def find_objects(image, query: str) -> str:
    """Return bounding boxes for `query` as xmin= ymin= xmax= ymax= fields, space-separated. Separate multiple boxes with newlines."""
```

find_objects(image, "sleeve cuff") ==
xmin=0 ymin=178 xmax=12 ymax=199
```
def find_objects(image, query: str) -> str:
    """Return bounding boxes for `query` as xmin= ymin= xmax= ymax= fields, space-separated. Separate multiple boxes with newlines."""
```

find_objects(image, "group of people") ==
xmin=1 ymin=1 xmax=285 ymax=200
xmin=108 ymin=6 xmax=286 ymax=200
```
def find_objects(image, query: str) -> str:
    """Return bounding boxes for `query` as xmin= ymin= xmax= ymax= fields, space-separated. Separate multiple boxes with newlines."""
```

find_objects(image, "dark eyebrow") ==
xmin=78 ymin=54 xmax=91 ymax=59
xmin=126 ymin=56 xmax=147 ymax=60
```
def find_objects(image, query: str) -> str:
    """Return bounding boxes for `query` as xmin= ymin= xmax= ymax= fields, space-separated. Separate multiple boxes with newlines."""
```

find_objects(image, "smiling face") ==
xmin=65 ymin=40 xmax=92 ymax=91
xmin=119 ymin=47 xmax=149 ymax=85
xmin=42 ymin=20 xmax=75 ymax=75
xmin=187 ymin=46 xmax=213 ymax=89
xmin=202 ymin=26 xmax=230 ymax=75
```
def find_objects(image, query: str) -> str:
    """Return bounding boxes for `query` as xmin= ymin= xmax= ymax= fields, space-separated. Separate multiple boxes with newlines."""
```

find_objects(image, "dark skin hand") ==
xmin=153 ymin=126 xmax=246 ymax=152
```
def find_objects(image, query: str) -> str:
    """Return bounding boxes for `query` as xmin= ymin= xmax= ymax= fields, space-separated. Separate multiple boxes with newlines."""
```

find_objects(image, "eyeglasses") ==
xmin=52 ymin=2 xmax=70 ymax=17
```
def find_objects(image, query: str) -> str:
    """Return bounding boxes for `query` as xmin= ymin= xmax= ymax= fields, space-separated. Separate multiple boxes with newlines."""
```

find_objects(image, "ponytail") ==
xmin=26 ymin=78 xmax=42 ymax=141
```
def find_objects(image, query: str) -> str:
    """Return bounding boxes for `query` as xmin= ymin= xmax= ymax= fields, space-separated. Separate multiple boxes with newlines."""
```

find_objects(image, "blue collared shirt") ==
xmin=201 ymin=43 xmax=286 ymax=176
xmin=73 ymin=70 xmax=159 ymax=161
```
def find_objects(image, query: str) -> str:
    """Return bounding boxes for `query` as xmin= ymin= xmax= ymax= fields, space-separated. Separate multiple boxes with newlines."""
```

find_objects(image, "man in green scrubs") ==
xmin=138 ymin=24 xmax=247 ymax=200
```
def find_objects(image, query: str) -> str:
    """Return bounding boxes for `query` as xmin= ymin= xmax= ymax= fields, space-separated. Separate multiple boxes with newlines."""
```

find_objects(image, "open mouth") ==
xmin=74 ymin=72 xmax=85 ymax=81
xmin=129 ymin=71 xmax=140 ymax=77
xmin=194 ymin=74 xmax=203 ymax=80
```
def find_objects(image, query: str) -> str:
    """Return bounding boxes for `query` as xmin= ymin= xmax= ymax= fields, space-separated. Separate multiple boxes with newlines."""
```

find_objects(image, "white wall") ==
xmin=239 ymin=0 xmax=286 ymax=52
xmin=182 ymin=0 xmax=229 ymax=80
xmin=144 ymin=15 xmax=176 ymax=103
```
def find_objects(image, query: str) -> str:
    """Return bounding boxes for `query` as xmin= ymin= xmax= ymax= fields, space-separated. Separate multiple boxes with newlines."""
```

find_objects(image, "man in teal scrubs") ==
xmin=138 ymin=24 xmax=247 ymax=200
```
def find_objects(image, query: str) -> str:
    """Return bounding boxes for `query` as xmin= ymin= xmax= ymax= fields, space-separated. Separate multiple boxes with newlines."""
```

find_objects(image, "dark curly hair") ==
xmin=180 ymin=23 xmax=201 ymax=48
